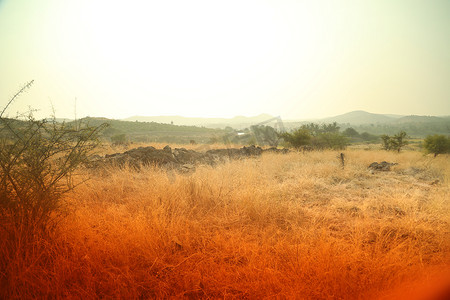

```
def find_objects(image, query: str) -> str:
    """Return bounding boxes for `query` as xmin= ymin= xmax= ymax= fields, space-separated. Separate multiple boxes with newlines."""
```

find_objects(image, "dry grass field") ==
xmin=1 ymin=148 xmax=449 ymax=299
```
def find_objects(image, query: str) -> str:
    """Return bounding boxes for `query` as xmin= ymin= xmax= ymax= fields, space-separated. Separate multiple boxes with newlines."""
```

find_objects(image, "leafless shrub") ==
xmin=0 ymin=81 xmax=105 ymax=239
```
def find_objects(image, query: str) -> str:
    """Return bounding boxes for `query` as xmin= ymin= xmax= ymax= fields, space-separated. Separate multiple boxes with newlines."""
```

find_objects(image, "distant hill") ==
xmin=319 ymin=110 xmax=397 ymax=125
xmin=42 ymin=118 xmax=73 ymax=123
xmin=119 ymin=110 xmax=449 ymax=138
xmin=123 ymin=114 xmax=274 ymax=128
xmin=394 ymin=115 xmax=446 ymax=124
xmin=383 ymin=114 xmax=404 ymax=119
xmin=4 ymin=111 xmax=449 ymax=144
xmin=283 ymin=111 xmax=449 ymax=137
xmin=337 ymin=114 xmax=449 ymax=137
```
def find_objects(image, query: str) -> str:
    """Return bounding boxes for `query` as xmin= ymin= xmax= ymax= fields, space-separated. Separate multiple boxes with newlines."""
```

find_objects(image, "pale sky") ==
xmin=0 ymin=0 xmax=449 ymax=120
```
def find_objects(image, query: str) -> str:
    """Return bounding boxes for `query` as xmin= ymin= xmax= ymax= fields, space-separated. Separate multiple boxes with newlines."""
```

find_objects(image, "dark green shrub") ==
xmin=313 ymin=132 xmax=348 ymax=150
xmin=423 ymin=134 xmax=450 ymax=157
xmin=250 ymin=125 xmax=280 ymax=147
xmin=381 ymin=131 xmax=408 ymax=152
xmin=280 ymin=128 xmax=311 ymax=150
xmin=360 ymin=132 xmax=379 ymax=142
xmin=281 ymin=123 xmax=348 ymax=150
xmin=343 ymin=127 xmax=359 ymax=137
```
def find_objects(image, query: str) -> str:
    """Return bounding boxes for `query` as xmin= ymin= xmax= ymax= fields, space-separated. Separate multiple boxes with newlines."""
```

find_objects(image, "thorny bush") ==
xmin=0 ymin=81 xmax=105 ymax=239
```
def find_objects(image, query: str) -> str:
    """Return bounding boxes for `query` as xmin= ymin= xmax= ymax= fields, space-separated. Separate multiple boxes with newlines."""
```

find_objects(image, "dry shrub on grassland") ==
xmin=1 ymin=150 xmax=449 ymax=299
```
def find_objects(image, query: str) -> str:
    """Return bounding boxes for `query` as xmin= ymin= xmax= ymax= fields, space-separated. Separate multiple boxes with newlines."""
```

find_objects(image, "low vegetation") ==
xmin=1 ymin=145 xmax=448 ymax=298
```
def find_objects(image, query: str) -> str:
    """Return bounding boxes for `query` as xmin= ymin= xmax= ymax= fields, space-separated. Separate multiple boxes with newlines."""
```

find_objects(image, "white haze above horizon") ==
xmin=0 ymin=0 xmax=449 ymax=120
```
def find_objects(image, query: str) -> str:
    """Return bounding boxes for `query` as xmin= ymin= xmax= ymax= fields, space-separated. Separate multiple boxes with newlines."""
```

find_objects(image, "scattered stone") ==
xmin=180 ymin=164 xmax=196 ymax=174
xmin=393 ymin=207 xmax=406 ymax=217
xmin=298 ymin=145 xmax=314 ymax=152
xmin=365 ymin=231 xmax=377 ymax=244
xmin=265 ymin=147 xmax=289 ymax=154
xmin=348 ymin=206 xmax=361 ymax=216
xmin=368 ymin=161 xmax=398 ymax=171
xmin=431 ymin=179 xmax=440 ymax=185
xmin=171 ymin=236 xmax=183 ymax=251
xmin=89 ymin=154 xmax=102 ymax=161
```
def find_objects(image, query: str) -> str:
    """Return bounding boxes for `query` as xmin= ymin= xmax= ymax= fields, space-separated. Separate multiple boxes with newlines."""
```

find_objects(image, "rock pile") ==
xmin=368 ymin=161 xmax=398 ymax=171
xmin=90 ymin=145 xmax=289 ymax=170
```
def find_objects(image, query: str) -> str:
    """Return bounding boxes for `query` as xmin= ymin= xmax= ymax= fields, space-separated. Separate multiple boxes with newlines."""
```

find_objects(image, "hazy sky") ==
xmin=0 ymin=0 xmax=449 ymax=120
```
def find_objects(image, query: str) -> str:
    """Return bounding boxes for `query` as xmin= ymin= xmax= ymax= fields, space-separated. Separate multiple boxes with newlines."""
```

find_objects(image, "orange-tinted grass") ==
xmin=1 ymin=150 xmax=449 ymax=298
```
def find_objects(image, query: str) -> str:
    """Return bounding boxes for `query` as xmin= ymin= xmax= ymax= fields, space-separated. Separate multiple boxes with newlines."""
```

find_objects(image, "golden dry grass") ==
xmin=1 ymin=149 xmax=449 ymax=299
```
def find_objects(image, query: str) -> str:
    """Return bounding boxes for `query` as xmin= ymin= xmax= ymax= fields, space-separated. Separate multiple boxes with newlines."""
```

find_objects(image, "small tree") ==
xmin=423 ymin=134 xmax=450 ymax=157
xmin=391 ymin=131 xmax=408 ymax=152
xmin=343 ymin=127 xmax=359 ymax=137
xmin=280 ymin=129 xmax=311 ymax=150
xmin=251 ymin=125 xmax=280 ymax=147
xmin=381 ymin=131 xmax=408 ymax=152
xmin=381 ymin=134 xmax=391 ymax=150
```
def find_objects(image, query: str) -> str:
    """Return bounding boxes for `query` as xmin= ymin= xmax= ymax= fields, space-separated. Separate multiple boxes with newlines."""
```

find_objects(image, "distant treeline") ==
xmin=36 ymin=117 xmax=447 ymax=146
xmin=340 ymin=120 xmax=449 ymax=138
xmin=71 ymin=117 xmax=224 ymax=144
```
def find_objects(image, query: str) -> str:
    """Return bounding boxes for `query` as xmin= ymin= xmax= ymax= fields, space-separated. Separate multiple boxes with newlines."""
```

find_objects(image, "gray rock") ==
xmin=368 ymin=161 xmax=398 ymax=171
xmin=92 ymin=145 xmax=290 ymax=171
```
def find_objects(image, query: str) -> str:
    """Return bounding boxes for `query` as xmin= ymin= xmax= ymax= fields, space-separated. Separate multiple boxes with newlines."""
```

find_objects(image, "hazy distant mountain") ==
xmin=122 ymin=111 xmax=449 ymax=130
xmin=383 ymin=114 xmax=404 ymax=119
xmin=394 ymin=115 xmax=446 ymax=123
xmin=123 ymin=114 xmax=274 ymax=127
xmin=319 ymin=110 xmax=398 ymax=125
xmin=42 ymin=118 xmax=74 ymax=123
xmin=328 ymin=112 xmax=450 ymax=137
xmin=39 ymin=111 xmax=449 ymax=142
